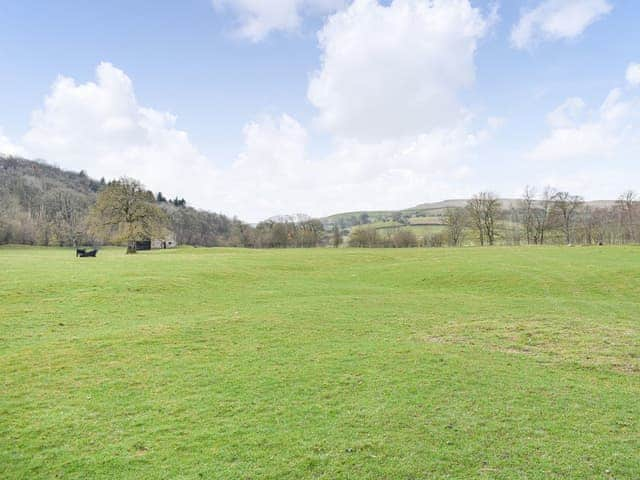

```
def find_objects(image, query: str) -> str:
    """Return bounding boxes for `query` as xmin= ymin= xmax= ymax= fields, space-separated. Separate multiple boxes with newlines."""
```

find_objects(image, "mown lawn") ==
xmin=1 ymin=245 xmax=639 ymax=479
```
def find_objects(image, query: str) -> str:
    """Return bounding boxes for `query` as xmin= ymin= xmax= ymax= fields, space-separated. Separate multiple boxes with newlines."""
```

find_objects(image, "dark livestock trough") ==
xmin=76 ymin=248 xmax=98 ymax=258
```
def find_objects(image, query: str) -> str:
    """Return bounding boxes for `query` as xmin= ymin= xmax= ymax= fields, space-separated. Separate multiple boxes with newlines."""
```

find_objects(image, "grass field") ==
xmin=1 ymin=246 xmax=639 ymax=479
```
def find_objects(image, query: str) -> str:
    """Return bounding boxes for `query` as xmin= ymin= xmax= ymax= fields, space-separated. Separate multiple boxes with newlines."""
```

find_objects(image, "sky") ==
xmin=0 ymin=0 xmax=639 ymax=222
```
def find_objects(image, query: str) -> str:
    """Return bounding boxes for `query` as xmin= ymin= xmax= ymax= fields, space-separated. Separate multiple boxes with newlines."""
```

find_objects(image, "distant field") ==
xmin=1 ymin=246 xmax=639 ymax=479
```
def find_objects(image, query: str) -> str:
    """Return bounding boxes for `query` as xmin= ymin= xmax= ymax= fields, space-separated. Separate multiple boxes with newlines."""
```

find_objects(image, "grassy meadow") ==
xmin=1 ymin=245 xmax=639 ymax=479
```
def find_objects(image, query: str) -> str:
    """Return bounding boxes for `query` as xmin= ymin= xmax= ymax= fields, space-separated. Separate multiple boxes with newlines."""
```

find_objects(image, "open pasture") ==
xmin=1 ymin=246 xmax=639 ymax=479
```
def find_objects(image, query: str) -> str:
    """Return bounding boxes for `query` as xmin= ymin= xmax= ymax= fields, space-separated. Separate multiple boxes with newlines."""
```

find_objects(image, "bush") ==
xmin=392 ymin=230 xmax=417 ymax=248
xmin=424 ymin=232 xmax=446 ymax=248
xmin=349 ymin=226 xmax=379 ymax=247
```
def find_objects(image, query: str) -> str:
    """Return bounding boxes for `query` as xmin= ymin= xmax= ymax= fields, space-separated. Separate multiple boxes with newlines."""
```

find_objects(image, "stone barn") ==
xmin=135 ymin=233 xmax=177 ymax=250
xmin=151 ymin=232 xmax=177 ymax=249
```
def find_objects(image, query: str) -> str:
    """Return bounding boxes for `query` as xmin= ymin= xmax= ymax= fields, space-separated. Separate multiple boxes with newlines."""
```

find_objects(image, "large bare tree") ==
xmin=443 ymin=207 xmax=466 ymax=247
xmin=532 ymin=186 xmax=555 ymax=245
xmin=466 ymin=196 xmax=485 ymax=246
xmin=467 ymin=192 xmax=501 ymax=246
xmin=520 ymin=186 xmax=536 ymax=245
xmin=616 ymin=190 xmax=638 ymax=243
xmin=552 ymin=191 xmax=584 ymax=245
xmin=89 ymin=178 xmax=167 ymax=253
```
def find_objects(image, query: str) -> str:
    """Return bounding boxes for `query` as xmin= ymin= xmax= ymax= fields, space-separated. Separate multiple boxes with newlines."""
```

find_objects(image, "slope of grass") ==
xmin=1 ymin=246 xmax=639 ymax=479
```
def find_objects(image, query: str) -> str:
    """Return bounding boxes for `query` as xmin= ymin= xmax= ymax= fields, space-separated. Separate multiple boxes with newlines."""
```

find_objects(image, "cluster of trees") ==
xmin=0 ymin=156 xmax=246 ymax=249
xmin=78 ymin=177 xmax=326 ymax=252
xmin=0 ymin=156 xmax=328 ymax=251
xmin=3 ymin=156 xmax=639 ymax=251
xmin=156 ymin=192 xmax=187 ymax=207
xmin=0 ymin=157 xmax=101 ymax=246
xmin=242 ymin=219 xmax=325 ymax=248
xmin=89 ymin=179 xmax=168 ymax=253
xmin=348 ymin=226 xmax=450 ymax=248
xmin=347 ymin=187 xmax=639 ymax=248
xmin=450 ymin=188 xmax=639 ymax=247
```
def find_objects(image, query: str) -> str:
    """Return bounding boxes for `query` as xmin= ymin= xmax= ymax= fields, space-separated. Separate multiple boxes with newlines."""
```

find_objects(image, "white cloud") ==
xmin=224 ymin=113 xmax=484 ymax=220
xmin=0 ymin=128 xmax=27 ymax=157
xmin=22 ymin=62 xmax=218 ymax=206
xmin=4 ymin=3 xmax=500 ymax=220
xmin=308 ymin=0 xmax=492 ymax=140
xmin=15 ymin=62 xmax=491 ymax=222
xmin=546 ymin=97 xmax=586 ymax=128
xmin=212 ymin=0 xmax=346 ymax=41
xmin=626 ymin=63 xmax=640 ymax=87
xmin=511 ymin=0 xmax=612 ymax=50
xmin=529 ymin=86 xmax=640 ymax=163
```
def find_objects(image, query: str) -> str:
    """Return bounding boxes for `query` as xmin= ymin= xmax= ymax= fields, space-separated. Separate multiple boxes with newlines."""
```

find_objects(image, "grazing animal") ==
xmin=76 ymin=248 xmax=98 ymax=258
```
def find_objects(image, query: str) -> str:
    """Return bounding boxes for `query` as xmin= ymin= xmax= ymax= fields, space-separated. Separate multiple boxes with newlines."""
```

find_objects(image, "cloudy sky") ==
xmin=1 ymin=0 xmax=639 ymax=221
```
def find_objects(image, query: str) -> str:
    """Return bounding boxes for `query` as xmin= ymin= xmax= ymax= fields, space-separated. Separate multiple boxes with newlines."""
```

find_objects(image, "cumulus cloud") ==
xmin=12 ymin=61 xmax=494 ymax=222
xmin=529 ymin=86 xmax=640 ymax=163
xmin=2 ymin=2 xmax=501 ymax=220
xmin=212 ymin=0 xmax=347 ymax=41
xmin=308 ymin=0 xmax=492 ymax=140
xmin=225 ymin=113 xmax=487 ymax=220
xmin=22 ymin=62 xmax=218 ymax=206
xmin=0 ymin=128 xmax=27 ymax=157
xmin=511 ymin=0 xmax=612 ymax=50
xmin=546 ymin=97 xmax=586 ymax=128
xmin=626 ymin=63 xmax=640 ymax=87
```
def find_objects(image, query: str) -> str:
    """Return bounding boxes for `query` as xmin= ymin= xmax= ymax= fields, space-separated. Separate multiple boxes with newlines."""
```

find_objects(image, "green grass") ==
xmin=1 ymin=245 xmax=639 ymax=479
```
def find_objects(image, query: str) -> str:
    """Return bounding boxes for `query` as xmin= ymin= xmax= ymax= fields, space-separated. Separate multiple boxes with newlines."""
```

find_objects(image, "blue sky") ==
xmin=1 ymin=0 xmax=639 ymax=220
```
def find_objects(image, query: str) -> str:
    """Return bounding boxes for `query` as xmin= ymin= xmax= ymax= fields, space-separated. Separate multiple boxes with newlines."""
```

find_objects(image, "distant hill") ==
xmin=0 ymin=154 xmax=102 ymax=199
xmin=319 ymin=198 xmax=618 ymax=231
xmin=267 ymin=213 xmax=312 ymax=224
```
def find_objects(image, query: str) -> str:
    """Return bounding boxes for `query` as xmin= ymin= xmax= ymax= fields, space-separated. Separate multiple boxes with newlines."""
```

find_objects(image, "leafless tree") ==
xmin=88 ymin=178 xmax=167 ymax=253
xmin=466 ymin=196 xmax=485 ymax=246
xmin=466 ymin=192 xmax=501 ymax=246
xmin=532 ymin=186 xmax=555 ymax=244
xmin=443 ymin=208 xmax=466 ymax=246
xmin=331 ymin=224 xmax=343 ymax=248
xmin=552 ymin=191 xmax=584 ymax=245
xmin=349 ymin=226 xmax=379 ymax=247
xmin=520 ymin=186 xmax=536 ymax=244
xmin=392 ymin=229 xmax=417 ymax=248
xmin=616 ymin=190 xmax=638 ymax=243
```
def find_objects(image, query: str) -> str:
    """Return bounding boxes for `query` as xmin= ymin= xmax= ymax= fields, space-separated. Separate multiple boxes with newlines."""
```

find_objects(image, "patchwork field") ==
xmin=1 ymin=246 xmax=639 ymax=479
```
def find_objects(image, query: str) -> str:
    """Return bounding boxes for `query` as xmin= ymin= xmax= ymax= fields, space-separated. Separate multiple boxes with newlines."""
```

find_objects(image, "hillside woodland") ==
xmin=0 ymin=156 xmax=247 ymax=247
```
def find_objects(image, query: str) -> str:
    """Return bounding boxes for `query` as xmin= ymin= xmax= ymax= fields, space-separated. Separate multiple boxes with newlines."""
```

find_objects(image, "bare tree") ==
xmin=349 ymin=226 xmax=379 ymax=247
xmin=506 ymin=207 xmax=521 ymax=246
xmin=484 ymin=194 xmax=501 ymax=246
xmin=392 ymin=229 xmax=417 ymax=248
xmin=616 ymin=190 xmax=638 ymax=243
xmin=466 ymin=196 xmax=485 ymax=246
xmin=331 ymin=224 xmax=343 ymax=248
xmin=88 ymin=178 xmax=167 ymax=253
xmin=466 ymin=192 xmax=501 ymax=246
xmin=552 ymin=191 xmax=584 ymax=245
xmin=532 ymin=186 xmax=554 ymax=245
xmin=520 ymin=186 xmax=536 ymax=244
xmin=443 ymin=208 xmax=466 ymax=246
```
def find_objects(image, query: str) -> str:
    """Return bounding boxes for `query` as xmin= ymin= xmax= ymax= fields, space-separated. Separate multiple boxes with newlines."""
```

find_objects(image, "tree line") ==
xmin=0 ymin=156 xmax=327 ymax=250
xmin=0 ymin=157 xmax=247 ymax=248
xmin=462 ymin=188 xmax=639 ymax=247
xmin=348 ymin=187 xmax=639 ymax=248
xmin=2 ymin=157 xmax=638 ymax=250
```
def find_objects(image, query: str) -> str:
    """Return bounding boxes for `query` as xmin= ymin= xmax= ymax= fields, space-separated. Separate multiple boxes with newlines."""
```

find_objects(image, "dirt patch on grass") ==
xmin=418 ymin=320 xmax=639 ymax=375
